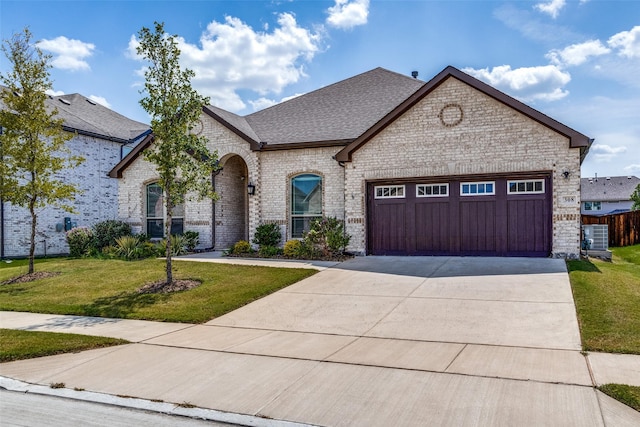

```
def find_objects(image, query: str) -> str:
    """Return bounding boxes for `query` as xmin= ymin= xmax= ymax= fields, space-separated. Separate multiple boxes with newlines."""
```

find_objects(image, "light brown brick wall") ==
xmin=345 ymin=77 xmax=582 ymax=257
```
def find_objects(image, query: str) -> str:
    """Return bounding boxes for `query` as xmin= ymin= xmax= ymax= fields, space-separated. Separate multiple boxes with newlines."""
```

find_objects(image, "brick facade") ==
xmin=115 ymin=71 xmax=584 ymax=258
xmin=1 ymin=134 xmax=123 ymax=257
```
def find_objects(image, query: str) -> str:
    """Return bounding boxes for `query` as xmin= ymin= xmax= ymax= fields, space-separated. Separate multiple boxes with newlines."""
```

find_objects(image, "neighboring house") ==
xmin=580 ymin=175 xmax=640 ymax=215
xmin=0 ymin=92 xmax=150 ymax=258
xmin=110 ymin=66 xmax=592 ymax=258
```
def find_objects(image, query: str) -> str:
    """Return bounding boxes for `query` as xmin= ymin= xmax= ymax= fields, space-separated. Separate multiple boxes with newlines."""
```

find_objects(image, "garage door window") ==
xmin=507 ymin=179 xmax=544 ymax=194
xmin=291 ymin=174 xmax=323 ymax=237
xmin=417 ymin=183 xmax=448 ymax=197
xmin=461 ymin=181 xmax=494 ymax=196
xmin=375 ymin=185 xmax=405 ymax=199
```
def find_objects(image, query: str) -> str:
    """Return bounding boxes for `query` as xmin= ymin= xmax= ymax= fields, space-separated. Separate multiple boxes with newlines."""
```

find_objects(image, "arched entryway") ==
xmin=213 ymin=154 xmax=249 ymax=249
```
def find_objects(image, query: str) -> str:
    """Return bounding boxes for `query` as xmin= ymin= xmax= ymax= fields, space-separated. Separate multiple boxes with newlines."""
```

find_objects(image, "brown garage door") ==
xmin=367 ymin=175 xmax=551 ymax=257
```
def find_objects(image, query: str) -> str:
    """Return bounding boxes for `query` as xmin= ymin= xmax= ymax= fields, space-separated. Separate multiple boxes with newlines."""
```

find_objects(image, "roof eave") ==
xmin=335 ymin=66 xmax=592 ymax=163
xmin=108 ymin=133 xmax=154 ymax=178
xmin=202 ymin=106 xmax=261 ymax=150
xmin=260 ymin=139 xmax=353 ymax=151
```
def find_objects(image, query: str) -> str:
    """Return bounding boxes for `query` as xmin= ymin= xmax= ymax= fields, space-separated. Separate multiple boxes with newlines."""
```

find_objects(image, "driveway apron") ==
xmin=2 ymin=256 xmax=638 ymax=426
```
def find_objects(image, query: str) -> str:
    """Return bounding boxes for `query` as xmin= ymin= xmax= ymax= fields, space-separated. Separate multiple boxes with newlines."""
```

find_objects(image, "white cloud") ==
xmin=463 ymin=65 xmax=571 ymax=102
xmin=248 ymin=92 xmax=304 ymax=111
xmin=494 ymin=4 xmax=579 ymax=44
xmin=326 ymin=0 xmax=369 ymax=30
xmin=37 ymin=36 xmax=95 ymax=71
xmin=129 ymin=14 xmax=321 ymax=112
xmin=45 ymin=89 xmax=65 ymax=96
xmin=547 ymin=40 xmax=610 ymax=67
xmin=608 ymin=26 xmax=640 ymax=59
xmin=589 ymin=143 xmax=627 ymax=162
xmin=88 ymin=95 xmax=111 ymax=108
xmin=534 ymin=0 xmax=566 ymax=19
xmin=623 ymin=164 xmax=640 ymax=174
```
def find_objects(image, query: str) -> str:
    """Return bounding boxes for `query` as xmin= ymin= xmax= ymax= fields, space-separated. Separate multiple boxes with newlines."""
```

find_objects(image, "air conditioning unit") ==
xmin=582 ymin=225 xmax=608 ymax=250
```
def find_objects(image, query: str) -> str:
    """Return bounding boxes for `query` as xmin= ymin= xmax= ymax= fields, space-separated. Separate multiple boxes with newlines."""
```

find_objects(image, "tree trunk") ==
xmin=28 ymin=196 xmax=36 ymax=274
xmin=164 ymin=189 xmax=173 ymax=285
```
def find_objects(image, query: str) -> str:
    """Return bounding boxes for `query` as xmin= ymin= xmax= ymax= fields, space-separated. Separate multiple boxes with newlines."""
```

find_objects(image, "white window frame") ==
xmin=507 ymin=179 xmax=545 ymax=194
xmin=375 ymin=185 xmax=405 ymax=199
xmin=145 ymin=182 xmax=184 ymax=238
xmin=460 ymin=181 xmax=495 ymax=196
xmin=584 ymin=201 xmax=602 ymax=211
xmin=416 ymin=183 xmax=449 ymax=198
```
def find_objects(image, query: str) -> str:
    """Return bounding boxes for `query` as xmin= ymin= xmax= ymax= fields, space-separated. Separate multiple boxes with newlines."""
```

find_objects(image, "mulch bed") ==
xmin=1 ymin=271 xmax=61 ymax=285
xmin=137 ymin=279 xmax=201 ymax=294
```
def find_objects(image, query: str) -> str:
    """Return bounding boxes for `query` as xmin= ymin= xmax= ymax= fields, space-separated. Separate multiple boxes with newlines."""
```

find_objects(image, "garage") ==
xmin=367 ymin=174 xmax=552 ymax=257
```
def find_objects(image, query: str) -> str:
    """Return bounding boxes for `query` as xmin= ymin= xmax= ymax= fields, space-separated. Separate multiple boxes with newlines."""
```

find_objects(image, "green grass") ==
xmin=0 ymin=329 xmax=128 ymax=362
xmin=0 ymin=257 xmax=56 ymax=269
xmin=567 ymin=245 xmax=640 ymax=354
xmin=0 ymin=258 xmax=316 ymax=323
xmin=599 ymin=384 xmax=640 ymax=412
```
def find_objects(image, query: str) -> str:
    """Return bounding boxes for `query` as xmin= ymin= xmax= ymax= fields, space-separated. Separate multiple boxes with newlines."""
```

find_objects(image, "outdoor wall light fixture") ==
xmin=562 ymin=170 xmax=571 ymax=179
xmin=247 ymin=182 xmax=256 ymax=196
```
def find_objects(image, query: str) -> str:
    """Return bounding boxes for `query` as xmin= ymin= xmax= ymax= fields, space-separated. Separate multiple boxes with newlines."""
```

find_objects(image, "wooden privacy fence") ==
xmin=582 ymin=211 xmax=640 ymax=247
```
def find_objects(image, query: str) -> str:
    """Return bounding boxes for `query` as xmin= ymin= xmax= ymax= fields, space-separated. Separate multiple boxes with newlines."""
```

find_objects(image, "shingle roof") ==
xmin=0 ymin=86 xmax=150 ymax=143
xmin=219 ymin=67 xmax=425 ymax=146
xmin=49 ymin=93 xmax=150 ymax=143
xmin=581 ymin=176 xmax=640 ymax=201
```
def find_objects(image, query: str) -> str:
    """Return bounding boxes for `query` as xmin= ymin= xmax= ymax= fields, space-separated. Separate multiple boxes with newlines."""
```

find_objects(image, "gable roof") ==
xmin=581 ymin=176 xmax=640 ymax=202
xmin=243 ymin=68 xmax=425 ymax=148
xmin=0 ymin=86 xmax=150 ymax=144
xmin=334 ymin=66 xmax=593 ymax=162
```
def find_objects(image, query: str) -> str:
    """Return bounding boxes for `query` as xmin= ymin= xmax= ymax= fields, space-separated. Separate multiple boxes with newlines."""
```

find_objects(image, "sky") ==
xmin=0 ymin=0 xmax=639 ymax=178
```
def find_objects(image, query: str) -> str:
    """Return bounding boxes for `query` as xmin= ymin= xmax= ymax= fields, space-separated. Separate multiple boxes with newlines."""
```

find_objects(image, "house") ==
xmin=0 ymin=92 xmax=150 ymax=258
xmin=580 ymin=175 xmax=640 ymax=215
xmin=110 ymin=66 xmax=592 ymax=258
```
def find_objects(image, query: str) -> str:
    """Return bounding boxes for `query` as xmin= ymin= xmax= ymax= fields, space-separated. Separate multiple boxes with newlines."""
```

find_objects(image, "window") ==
xmin=417 ymin=183 xmax=448 ymax=198
xmin=146 ymin=183 xmax=184 ymax=238
xmin=375 ymin=185 xmax=405 ymax=199
xmin=291 ymin=174 xmax=322 ymax=238
xmin=584 ymin=201 xmax=601 ymax=211
xmin=507 ymin=179 xmax=545 ymax=194
xmin=460 ymin=181 xmax=495 ymax=196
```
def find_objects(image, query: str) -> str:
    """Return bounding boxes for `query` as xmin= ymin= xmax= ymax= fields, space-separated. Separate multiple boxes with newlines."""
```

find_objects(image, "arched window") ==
xmin=146 ymin=183 xmax=184 ymax=238
xmin=291 ymin=174 xmax=322 ymax=238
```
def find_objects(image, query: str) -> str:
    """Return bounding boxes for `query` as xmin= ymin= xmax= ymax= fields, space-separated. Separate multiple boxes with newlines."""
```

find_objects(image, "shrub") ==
xmin=303 ymin=217 xmax=351 ymax=257
xmin=113 ymin=235 xmax=141 ymax=261
xmin=258 ymin=245 xmax=280 ymax=258
xmin=92 ymin=220 xmax=132 ymax=250
xmin=232 ymin=240 xmax=252 ymax=254
xmin=252 ymin=223 xmax=281 ymax=248
xmin=157 ymin=235 xmax=189 ymax=257
xmin=283 ymin=240 xmax=302 ymax=257
xmin=183 ymin=231 xmax=199 ymax=252
xmin=66 ymin=227 xmax=94 ymax=257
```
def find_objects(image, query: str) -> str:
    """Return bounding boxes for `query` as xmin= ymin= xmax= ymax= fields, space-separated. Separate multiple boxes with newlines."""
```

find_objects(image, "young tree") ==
xmin=631 ymin=184 xmax=640 ymax=211
xmin=0 ymin=28 xmax=83 ymax=274
xmin=136 ymin=22 xmax=218 ymax=285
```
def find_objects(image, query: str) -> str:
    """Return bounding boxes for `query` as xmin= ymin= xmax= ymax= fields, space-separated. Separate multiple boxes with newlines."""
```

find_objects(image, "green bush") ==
xmin=304 ymin=217 xmax=350 ymax=257
xmin=183 ymin=231 xmax=199 ymax=252
xmin=66 ymin=227 xmax=94 ymax=257
xmin=92 ymin=220 xmax=132 ymax=250
xmin=157 ymin=235 xmax=189 ymax=257
xmin=113 ymin=235 xmax=141 ymax=261
xmin=258 ymin=245 xmax=281 ymax=258
xmin=232 ymin=240 xmax=252 ymax=254
xmin=253 ymin=223 xmax=281 ymax=248
xmin=283 ymin=240 xmax=302 ymax=257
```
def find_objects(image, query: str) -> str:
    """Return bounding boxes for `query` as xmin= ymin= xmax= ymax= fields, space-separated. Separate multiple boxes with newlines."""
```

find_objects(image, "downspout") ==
xmin=336 ymin=157 xmax=347 ymax=253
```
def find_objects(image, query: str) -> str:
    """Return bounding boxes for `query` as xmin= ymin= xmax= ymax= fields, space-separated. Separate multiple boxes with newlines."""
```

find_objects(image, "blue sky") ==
xmin=1 ymin=0 xmax=639 ymax=178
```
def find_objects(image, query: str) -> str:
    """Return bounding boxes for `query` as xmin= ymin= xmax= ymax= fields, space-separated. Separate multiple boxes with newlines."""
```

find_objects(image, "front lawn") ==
xmin=0 ymin=258 xmax=316 ymax=323
xmin=599 ymin=384 xmax=640 ymax=412
xmin=0 ymin=329 xmax=128 ymax=362
xmin=568 ymin=245 xmax=640 ymax=354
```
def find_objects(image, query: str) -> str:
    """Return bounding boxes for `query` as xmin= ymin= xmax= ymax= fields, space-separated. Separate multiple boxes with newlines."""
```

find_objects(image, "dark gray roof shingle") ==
xmin=212 ymin=67 xmax=425 ymax=145
xmin=0 ymin=86 xmax=149 ymax=143
xmin=581 ymin=176 xmax=640 ymax=201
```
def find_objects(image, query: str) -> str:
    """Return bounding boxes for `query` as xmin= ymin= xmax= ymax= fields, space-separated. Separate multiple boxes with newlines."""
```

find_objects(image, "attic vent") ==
xmin=59 ymin=98 xmax=71 ymax=105
xmin=86 ymin=98 xmax=96 ymax=105
xmin=606 ymin=177 xmax=611 ymax=180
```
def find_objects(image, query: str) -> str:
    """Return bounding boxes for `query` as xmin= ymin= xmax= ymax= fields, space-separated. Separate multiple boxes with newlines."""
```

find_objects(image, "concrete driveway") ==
xmin=2 ymin=256 xmax=639 ymax=426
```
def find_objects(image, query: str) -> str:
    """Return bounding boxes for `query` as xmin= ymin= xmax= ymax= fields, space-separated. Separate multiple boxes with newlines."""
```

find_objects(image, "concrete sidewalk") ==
xmin=1 ymin=256 xmax=639 ymax=426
